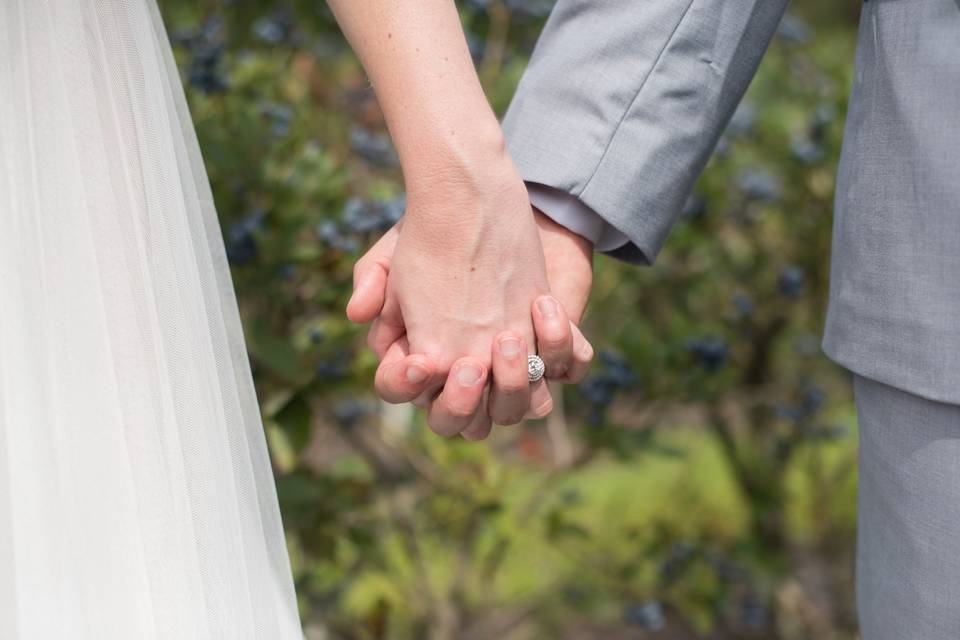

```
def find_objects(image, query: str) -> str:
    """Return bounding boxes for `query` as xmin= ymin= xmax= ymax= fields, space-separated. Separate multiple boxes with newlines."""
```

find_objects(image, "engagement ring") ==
xmin=528 ymin=355 xmax=546 ymax=382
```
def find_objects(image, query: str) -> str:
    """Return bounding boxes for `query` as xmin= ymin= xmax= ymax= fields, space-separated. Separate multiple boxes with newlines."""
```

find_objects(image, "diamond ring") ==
xmin=528 ymin=354 xmax=546 ymax=382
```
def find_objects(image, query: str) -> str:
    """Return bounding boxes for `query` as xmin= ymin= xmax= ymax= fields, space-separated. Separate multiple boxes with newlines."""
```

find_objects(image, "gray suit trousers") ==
xmin=855 ymin=375 xmax=960 ymax=639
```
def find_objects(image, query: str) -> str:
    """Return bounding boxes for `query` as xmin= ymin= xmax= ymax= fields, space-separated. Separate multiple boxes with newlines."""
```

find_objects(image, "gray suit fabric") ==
xmin=503 ymin=0 xmax=960 ymax=405
xmin=854 ymin=374 xmax=960 ymax=639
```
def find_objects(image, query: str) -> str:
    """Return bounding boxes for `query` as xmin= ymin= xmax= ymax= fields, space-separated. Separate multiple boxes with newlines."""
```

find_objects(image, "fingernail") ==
xmin=456 ymin=363 xmax=483 ymax=386
xmin=406 ymin=364 xmax=428 ymax=384
xmin=498 ymin=337 xmax=521 ymax=358
xmin=537 ymin=296 xmax=558 ymax=318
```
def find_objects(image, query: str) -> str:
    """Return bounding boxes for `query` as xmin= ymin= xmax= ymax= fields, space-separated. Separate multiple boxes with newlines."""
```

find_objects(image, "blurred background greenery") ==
xmin=158 ymin=1 xmax=865 ymax=638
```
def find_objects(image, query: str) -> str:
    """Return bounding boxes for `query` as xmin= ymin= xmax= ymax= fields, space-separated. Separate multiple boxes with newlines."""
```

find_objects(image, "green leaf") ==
xmin=274 ymin=392 xmax=313 ymax=453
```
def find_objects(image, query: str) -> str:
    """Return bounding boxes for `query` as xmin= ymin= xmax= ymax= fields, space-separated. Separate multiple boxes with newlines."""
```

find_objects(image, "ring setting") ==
xmin=527 ymin=355 xmax=546 ymax=382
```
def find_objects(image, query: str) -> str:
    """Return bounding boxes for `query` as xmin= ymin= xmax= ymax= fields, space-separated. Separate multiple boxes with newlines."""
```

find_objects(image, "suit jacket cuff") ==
xmin=526 ymin=182 xmax=629 ymax=252
xmin=503 ymin=0 xmax=788 ymax=265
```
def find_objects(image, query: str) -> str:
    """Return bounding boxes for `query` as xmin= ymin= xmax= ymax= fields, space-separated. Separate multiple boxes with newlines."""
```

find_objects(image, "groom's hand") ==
xmin=347 ymin=207 xmax=595 ymax=438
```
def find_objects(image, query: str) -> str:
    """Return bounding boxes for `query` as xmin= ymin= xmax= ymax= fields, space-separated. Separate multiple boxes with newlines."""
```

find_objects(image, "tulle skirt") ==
xmin=0 ymin=1 xmax=301 ymax=637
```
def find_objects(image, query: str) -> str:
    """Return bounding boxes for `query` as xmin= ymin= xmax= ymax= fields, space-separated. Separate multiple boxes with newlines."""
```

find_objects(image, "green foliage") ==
xmin=160 ymin=1 xmax=862 ymax=637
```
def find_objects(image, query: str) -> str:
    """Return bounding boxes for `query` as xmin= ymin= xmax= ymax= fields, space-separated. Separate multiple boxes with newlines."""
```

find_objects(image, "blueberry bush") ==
xmin=160 ymin=1 xmax=863 ymax=637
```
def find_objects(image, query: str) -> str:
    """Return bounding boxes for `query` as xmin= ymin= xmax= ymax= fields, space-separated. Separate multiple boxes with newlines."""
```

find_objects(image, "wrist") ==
xmin=533 ymin=207 xmax=594 ymax=257
xmin=401 ymin=118 xmax=513 ymax=197
xmin=402 ymin=125 xmax=529 ymax=232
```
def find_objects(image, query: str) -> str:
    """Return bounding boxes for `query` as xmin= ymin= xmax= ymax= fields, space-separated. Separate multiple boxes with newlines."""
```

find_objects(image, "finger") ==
xmin=532 ymin=294 xmax=574 ymax=379
xmin=367 ymin=316 xmax=406 ymax=360
xmin=411 ymin=382 xmax=444 ymax=409
xmin=461 ymin=387 xmax=493 ymax=441
xmin=366 ymin=288 xmax=406 ymax=360
xmin=524 ymin=379 xmax=554 ymax=420
xmin=488 ymin=332 xmax=530 ymax=426
xmin=426 ymin=357 xmax=488 ymax=437
xmin=346 ymin=224 xmax=400 ymax=324
xmin=374 ymin=340 xmax=437 ymax=404
xmin=562 ymin=322 xmax=595 ymax=384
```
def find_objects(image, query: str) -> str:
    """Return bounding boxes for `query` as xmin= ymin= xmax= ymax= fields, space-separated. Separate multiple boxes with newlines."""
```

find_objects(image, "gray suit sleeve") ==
xmin=503 ymin=0 xmax=789 ymax=264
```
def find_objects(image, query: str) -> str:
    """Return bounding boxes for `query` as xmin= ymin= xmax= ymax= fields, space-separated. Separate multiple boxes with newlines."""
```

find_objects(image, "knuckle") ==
xmin=495 ymin=329 xmax=523 ymax=343
xmin=538 ymin=332 xmax=571 ymax=351
xmin=496 ymin=380 xmax=528 ymax=396
xmin=445 ymin=402 xmax=476 ymax=420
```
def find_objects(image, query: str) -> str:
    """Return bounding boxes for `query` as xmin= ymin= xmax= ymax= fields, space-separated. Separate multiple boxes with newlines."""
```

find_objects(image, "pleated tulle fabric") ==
xmin=0 ymin=1 xmax=302 ymax=637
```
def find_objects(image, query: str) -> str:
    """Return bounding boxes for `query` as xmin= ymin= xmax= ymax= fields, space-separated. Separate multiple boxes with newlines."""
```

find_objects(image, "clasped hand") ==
xmin=346 ymin=167 xmax=594 ymax=441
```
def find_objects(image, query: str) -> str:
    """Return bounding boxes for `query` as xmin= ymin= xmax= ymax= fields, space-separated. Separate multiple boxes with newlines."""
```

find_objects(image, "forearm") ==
xmin=327 ymin=1 xmax=509 ymax=197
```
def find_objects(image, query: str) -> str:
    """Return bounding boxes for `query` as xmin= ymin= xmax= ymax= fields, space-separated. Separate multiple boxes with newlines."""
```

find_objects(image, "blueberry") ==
xmin=741 ymin=594 xmax=768 ymax=629
xmin=258 ymin=102 xmax=295 ymax=139
xmin=315 ymin=220 xmax=340 ymax=244
xmin=776 ymin=383 xmax=826 ymax=424
xmin=349 ymin=126 xmax=398 ymax=167
xmin=726 ymin=102 xmax=756 ymax=138
xmin=624 ymin=600 xmax=665 ymax=631
xmin=315 ymin=351 xmax=351 ymax=381
xmin=737 ymin=169 xmax=782 ymax=202
xmin=185 ymin=18 xmax=229 ymax=95
xmin=798 ymin=384 xmax=825 ymax=416
xmin=315 ymin=219 xmax=360 ymax=254
xmin=333 ymin=400 xmax=369 ymax=427
xmin=598 ymin=350 xmax=639 ymax=388
xmin=225 ymin=224 xmax=257 ymax=265
xmin=680 ymin=195 xmax=708 ymax=221
xmin=199 ymin=15 xmax=225 ymax=42
xmin=732 ymin=292 xmax=754 ymax=317
xmin=778 ymin=266 xmax=804 ymax=298
xmin=708 ymin=554 xmax=746 ymax=582
xmin=341 ymin=198 xmax=384 ymax=234
xmin=660 ymin=541 xmax=696 ymax=582
xmin=777 ymin=14 xmax=811 ymax=44
xmin=170 ymin=28 xmax=196 ymax=49
xmin=687 ymin=337 xmax=729 ymax=372
xmin=382 ymin=195 xmax=406 ymax=225
xmin=791 ymin=138 xmax=824 ymax=165
xmin=225 ymin=211 xmax=266 ymax=266
xmin=774 ymin=403 xmax=803 ymax=424
xmin=578 ymin=377 xmax=616 ymax=408
xmin=278 ymin=264 xmax=298 ymax=281
xmin=810 ymin=104 xmax=838 ymax=142
xmin=252 ymin=17 xmax=286 ymax=45
xmin=191 ymin=41 xmax=225 ymax=68
xmin=188 ymin=66 xmax=229 ymax=94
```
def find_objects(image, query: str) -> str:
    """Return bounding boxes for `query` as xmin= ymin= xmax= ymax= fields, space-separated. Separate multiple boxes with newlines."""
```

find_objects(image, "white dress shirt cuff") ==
xmin=526 ymin=182 xmax=630 ymax=252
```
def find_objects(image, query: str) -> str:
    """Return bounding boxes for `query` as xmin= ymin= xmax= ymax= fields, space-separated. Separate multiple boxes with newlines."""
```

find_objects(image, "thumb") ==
xmin=346 ymin=223 xmax=400 ymax=324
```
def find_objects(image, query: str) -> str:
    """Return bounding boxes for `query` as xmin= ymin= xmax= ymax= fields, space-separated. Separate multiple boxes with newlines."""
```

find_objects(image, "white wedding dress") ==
xmin=0 ymin=1 xmax=302 ymax=637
